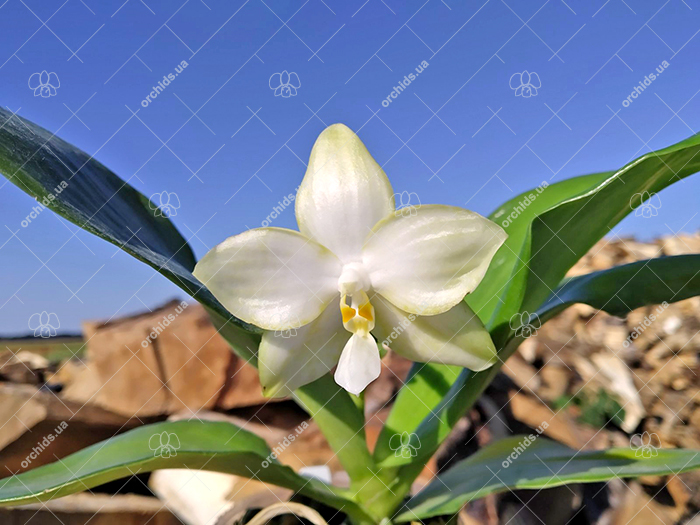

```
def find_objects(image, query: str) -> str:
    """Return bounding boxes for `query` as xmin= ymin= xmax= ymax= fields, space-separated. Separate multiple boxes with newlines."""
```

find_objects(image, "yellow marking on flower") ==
xmin=358 ymin=301 xmax=374 ymax=322
xmin=340 ymin=295 xmax=357 ymax=323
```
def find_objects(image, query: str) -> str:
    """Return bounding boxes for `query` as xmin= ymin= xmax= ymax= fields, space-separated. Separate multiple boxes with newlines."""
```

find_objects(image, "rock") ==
xmin=215 ymin=356 xmax=274 ymax=410
xmin=501 ymin=354 xmax=541 ymax=395
xmin=517 ymin=338 xmax=538 ymax=362
xmin=508 ymin=391 xmax=601 ymax=449
xmin=666 ymin=475 xmax=691 ymax=514
xmin=591 ymin=353 xmax=645 ymax=432
xmin=690 ymin=408 xmax=700 ymax=429
xmin=608 ymin=481 xmax=679 ymax=525
xmin=644 ymin=341 xmax=674 ymax=369
xmin=663 ymin=316 xmax=682 ymax=335
xmin=61 ymin=300 xmax=268 ymax=417
xmin=0 ymin=383 xmax=48 ymax=451
xmin=661 ymin=234 xmax=700 ymax=255
xmin=0 ymin=383 xmax=143 ymax=473
xmin=654 ymin=355 xmax=697 ymax=388
xmin=0 ymin=350 xmax=49 ymax=384
xmin=538 ymin=365 xmax=570 ymax=401
xmin=672 ymin=376 xmax=690 ymax=391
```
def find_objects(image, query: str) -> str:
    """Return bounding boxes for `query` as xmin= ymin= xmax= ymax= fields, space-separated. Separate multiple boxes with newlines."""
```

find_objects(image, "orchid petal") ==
xmin=334 ymin=332 xmax=381 ymax=395
xmin=194 ymin=228 xmax=342 ymax=330
xmin=363 ymin=205 xmax=506 ymax=315
xmin=295 ymin=124 xmax=394 ymax=262
xmin=258 ymin=303 xmax=348 ymax=397
xmin=372 ymin=297 xmax=497 ymax=371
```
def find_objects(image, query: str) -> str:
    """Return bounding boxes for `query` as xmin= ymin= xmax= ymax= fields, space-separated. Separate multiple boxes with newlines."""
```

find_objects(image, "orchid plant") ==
xmin=1 ymin=107 xmax=700 ymax=525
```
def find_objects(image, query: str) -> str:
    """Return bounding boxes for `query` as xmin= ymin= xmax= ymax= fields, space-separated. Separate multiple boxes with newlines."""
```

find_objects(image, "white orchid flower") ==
xmin=194 ymin=124 xmax=507 ymax=396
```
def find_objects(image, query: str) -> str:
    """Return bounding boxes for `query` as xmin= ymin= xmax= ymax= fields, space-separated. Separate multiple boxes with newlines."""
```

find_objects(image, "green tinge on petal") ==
xmin=363 ymin=205 xmax=507 ymax=316
xmin=194 ymin=227 xmax=342 ymax=331
xmin=372 ymin=298 xmax=497 ymax=372
xmin=258 ymin=303 xmax=348 ymax=397
xmin=295 ymin=123 xmax=395 ymax=263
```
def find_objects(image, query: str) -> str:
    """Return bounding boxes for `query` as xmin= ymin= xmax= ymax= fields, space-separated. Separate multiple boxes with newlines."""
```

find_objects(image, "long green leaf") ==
xmin=0 ymin=109 xmax=371 ymax=486
xmin=0 ymin=421 xmax=371 ymax=522
xmin=373 ymin=364 xmax=461 ymax=464
xmin=537 ymin=254 xmax=700 ymax=321
xmin=495 ymin=133 xmax=700 ymax=329
xmin=469 ymin=171 xmax=613 ymax=321
xmin=395 ymin=436 xmax=700 ymax=521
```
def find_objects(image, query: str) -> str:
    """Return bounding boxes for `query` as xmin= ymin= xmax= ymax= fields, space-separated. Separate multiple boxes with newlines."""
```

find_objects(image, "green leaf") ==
xmin=377 ymin=367 xmax=497 ymax=469
xmin=468 ymin=171 xmax=613 ymax=322
xmin=0 ymin=109 xmax=372 ymax=488
xmin=490 ymin=132 xmax=700 ymax=330
xmin=373 ymin=364 xmax=461 ymax=464
xmin=537 ymin=254 xmax=700 ymax=321
xmin=0 ymin=107 xmax=253 ymax=333
xmin=395 ymin=436 xmax=700 ymax=521
xmin=0 ymin=420 xmax=371 ymax=522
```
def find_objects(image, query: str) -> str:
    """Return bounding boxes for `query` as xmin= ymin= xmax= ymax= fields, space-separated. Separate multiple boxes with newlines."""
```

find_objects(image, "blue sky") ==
xmin=0 ymin=0 xmax=699 ymax=334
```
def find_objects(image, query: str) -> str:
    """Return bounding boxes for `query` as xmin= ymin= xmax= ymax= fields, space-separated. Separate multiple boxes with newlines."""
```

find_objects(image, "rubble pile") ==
xmin=496 ymin=233 xmax=700 ymax=524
